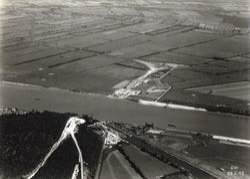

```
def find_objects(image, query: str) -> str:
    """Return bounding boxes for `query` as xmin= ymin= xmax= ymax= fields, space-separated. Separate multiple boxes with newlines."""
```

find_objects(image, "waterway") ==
xmin=1 ymin=81 xmax=249 ymax=140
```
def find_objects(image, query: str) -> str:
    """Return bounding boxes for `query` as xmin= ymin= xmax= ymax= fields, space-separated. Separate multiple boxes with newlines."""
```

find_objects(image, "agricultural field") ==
xmin=121 ymin=145 xmax=181 ymax=178
xmin=1 ymin=0 xmax=250 ymax=114
xmin=142 ymin=129 xmax=250 ymax=179
xmin=100 ymin=150 xmax=142 ymax=179
xmin=0 ymin=0 xmax=250 ymax=178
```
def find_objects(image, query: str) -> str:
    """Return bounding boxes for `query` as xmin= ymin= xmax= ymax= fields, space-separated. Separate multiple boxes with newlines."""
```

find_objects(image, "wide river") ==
xmin=1 ymin=81 xmax=249 ymax=139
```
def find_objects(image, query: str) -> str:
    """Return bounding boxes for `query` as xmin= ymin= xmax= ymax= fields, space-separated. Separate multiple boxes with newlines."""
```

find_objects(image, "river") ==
xmin=1 ymin=81 xmax=249 ymax=140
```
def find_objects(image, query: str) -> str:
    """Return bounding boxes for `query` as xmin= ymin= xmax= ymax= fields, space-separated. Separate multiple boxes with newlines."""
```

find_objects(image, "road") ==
xmin=24 ymin=117 xmax=86 ymax=179
xmin=0 ymin=81 xmax=250 ymax=140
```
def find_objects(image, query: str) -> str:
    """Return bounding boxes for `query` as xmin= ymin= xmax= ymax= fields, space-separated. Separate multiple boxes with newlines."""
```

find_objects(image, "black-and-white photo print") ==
xmin=0 ymin=0 xmax=249 ymax=178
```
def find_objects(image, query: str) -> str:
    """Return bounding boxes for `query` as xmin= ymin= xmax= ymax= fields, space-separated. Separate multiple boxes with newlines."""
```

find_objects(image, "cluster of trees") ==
xmin=0 ymin=110 xmax=102 ymax=178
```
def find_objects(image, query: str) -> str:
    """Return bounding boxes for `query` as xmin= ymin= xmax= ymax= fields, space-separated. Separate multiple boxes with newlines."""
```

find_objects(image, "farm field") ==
xmin=0 ymin=1 xmax=250 ymax=178
xmin=0 ymin=0 xmax=250 ymax=114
